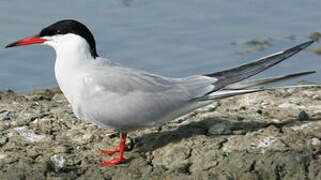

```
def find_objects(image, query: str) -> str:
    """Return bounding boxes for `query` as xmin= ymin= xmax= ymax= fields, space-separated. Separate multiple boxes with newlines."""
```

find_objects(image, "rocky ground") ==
xmin=0 ymin=85 xmax=321 ymax=180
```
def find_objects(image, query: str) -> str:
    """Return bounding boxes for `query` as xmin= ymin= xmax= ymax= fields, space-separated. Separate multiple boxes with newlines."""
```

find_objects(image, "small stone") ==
xmin=237 ymin=116 xmax=245 ymax=121
xmin=311 ymin=138 xmax=321 ymax=146
xmin=0 ymin=154 xmax=7 ymax=159
xmin=0 ymin=137 xmax=8 ymax=146
xmin=13 ymin=126 xmax=48 ymax=142
xmin=178 ymin=120 xmax=191 ymax=126
xmin=278 ymin=102 xmax=305 ymax=109
xmin=50 ymin=154 xmax=66 ymax=171
xmin=261 ymin=101 xmax=270 ymax=106
xmin=0 ymin=110 xmax=14 ymax=121
xmin=271 ymin=119 xmax=281 ymax=123
xmin=208 ymin=122 xmax=233 ymax=135
xmin=298 ymin=111 xmax=309 ymax=121
xmin=256 ymin=109 xmax=263 ymax=115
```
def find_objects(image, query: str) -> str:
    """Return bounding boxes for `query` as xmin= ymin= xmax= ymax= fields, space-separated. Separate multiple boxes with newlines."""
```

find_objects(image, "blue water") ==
xmin=1 ymin=0 xmax=320 ymax=92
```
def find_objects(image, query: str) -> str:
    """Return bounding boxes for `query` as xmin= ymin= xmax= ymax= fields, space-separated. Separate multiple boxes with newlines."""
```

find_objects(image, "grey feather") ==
xmin=204 ymin=40 xmax=314 ymax=92
xmin=224 ymin=71 xmax=315 ymax=90
xmin=198 ymin=88 xmax=264 ymax=101
xmin=198 ymin=84 xmax=320 ymax=101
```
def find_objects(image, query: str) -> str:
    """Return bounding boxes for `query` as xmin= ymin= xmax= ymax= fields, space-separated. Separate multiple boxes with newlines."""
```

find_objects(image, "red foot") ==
xmin=101 ymin=157 xmax=125 ymax=166
xmin=100 ymin=149 xmax=119 ymax=156
xmin=100 ymin=133 xmax=128 ymax=166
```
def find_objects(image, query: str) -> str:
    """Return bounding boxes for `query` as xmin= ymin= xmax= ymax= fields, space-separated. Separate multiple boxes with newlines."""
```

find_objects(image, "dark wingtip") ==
xmin=281 ymin=40 xmax=315 ymax=57
xmin=307 ymin=70 xmax=316 ymax=74
xmin=291 ymin=40 xmax=315 ymax=51
xmin=308 ymin=39 xmax=314 ymax=43
xmin=302 ymin=40 xmax=315 ymax=47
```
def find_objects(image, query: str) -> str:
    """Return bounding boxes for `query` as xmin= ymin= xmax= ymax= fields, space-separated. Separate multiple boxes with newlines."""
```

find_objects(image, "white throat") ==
xmin=44 ymin=34 xmax=95 ymax=106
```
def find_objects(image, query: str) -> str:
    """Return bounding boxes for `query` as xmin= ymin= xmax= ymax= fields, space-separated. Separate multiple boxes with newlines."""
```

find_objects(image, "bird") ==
xmin=5 ymin=19 xmax=315 ymax=166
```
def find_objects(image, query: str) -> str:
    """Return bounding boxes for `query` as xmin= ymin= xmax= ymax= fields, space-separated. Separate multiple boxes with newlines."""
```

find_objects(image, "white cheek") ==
xmin=43 ymin=41 xmax=51 ymax=45
xmin=42 ymin=36 xmax=56 ymax=46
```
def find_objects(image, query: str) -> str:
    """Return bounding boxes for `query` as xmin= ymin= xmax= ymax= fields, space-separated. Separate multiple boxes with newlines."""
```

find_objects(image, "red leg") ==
xmin=101 ymin=133 xmax=127 ymax=166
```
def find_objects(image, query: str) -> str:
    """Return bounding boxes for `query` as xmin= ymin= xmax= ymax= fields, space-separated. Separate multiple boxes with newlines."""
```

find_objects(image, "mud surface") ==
xmin=0 ymin=86 xmax=321 ymax=180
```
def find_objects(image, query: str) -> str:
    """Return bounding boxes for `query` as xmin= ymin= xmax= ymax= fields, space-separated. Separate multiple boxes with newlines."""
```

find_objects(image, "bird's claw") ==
xmin=101 ymin=157 xmax=125 ymax=166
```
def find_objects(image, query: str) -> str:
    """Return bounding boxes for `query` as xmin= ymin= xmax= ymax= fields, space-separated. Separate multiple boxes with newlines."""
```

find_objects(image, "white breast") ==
xmin=50 ymin=34 xmax=95 ymax=118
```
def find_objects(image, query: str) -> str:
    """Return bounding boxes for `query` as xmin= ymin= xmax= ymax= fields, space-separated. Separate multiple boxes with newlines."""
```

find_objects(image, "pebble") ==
xmin=0 ymin=154 xmax=7 ymax=159
xmin=298 ymin=111 xmax=310 ymax=121
xmin=13 ymin=126 xmax=47 ymax=142
xmin=208 ymin=122 xmax=233 ymax=135
xmin=0 ymin=137 xmax=8 ymax=145
xmin=50 ymin=154 xmax=66 ymax=171
xmin=311 ymin=138 xmax=321 ymax=146
xmin=278 ymin=102 xmax=305 ymax=109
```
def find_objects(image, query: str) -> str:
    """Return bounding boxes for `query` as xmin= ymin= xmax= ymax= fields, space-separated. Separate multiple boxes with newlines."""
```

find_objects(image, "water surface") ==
xmin=1 ymin=0 xmax=320 ymax=92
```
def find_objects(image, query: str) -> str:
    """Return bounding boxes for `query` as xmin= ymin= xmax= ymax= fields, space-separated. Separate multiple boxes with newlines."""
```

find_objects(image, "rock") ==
xmin=0 ymin=110 xmax=14 ymax=121
xmin=0 ymin=154 xmax=7 ymax=160
xmin=0 ymin=137 xmax=8 ymax=146
xmin=13 ymin=126 xmax=48 ymax=142
xmin=250 ymin=135 xmax=278 ymax=153
xmin=208 ymin=121 xmax=233 ymax=135
xmin=312 ymin=45 xmax=321 ymax=55
xmin=309 ymin=32 xmax=321 ymax=41
xmin=278 ymin=102 xmax=305 ymax=109
xmin=152 ymin=144 xmax=192 ymax=172
xmin=311 ymin=137 xmax=321 ymax=146
xmin=50 ymin=154 xmax=66 ymax=171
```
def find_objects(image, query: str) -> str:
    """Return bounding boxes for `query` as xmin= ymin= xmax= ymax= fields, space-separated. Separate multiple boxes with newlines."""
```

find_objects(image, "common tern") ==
xmin=5 ymin=19 xmax=315 ymax=165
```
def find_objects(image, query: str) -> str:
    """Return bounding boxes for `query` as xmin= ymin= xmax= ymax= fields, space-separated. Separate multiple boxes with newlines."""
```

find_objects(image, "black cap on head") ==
xmin=39 ymin=19 xmax=99 ymax=58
